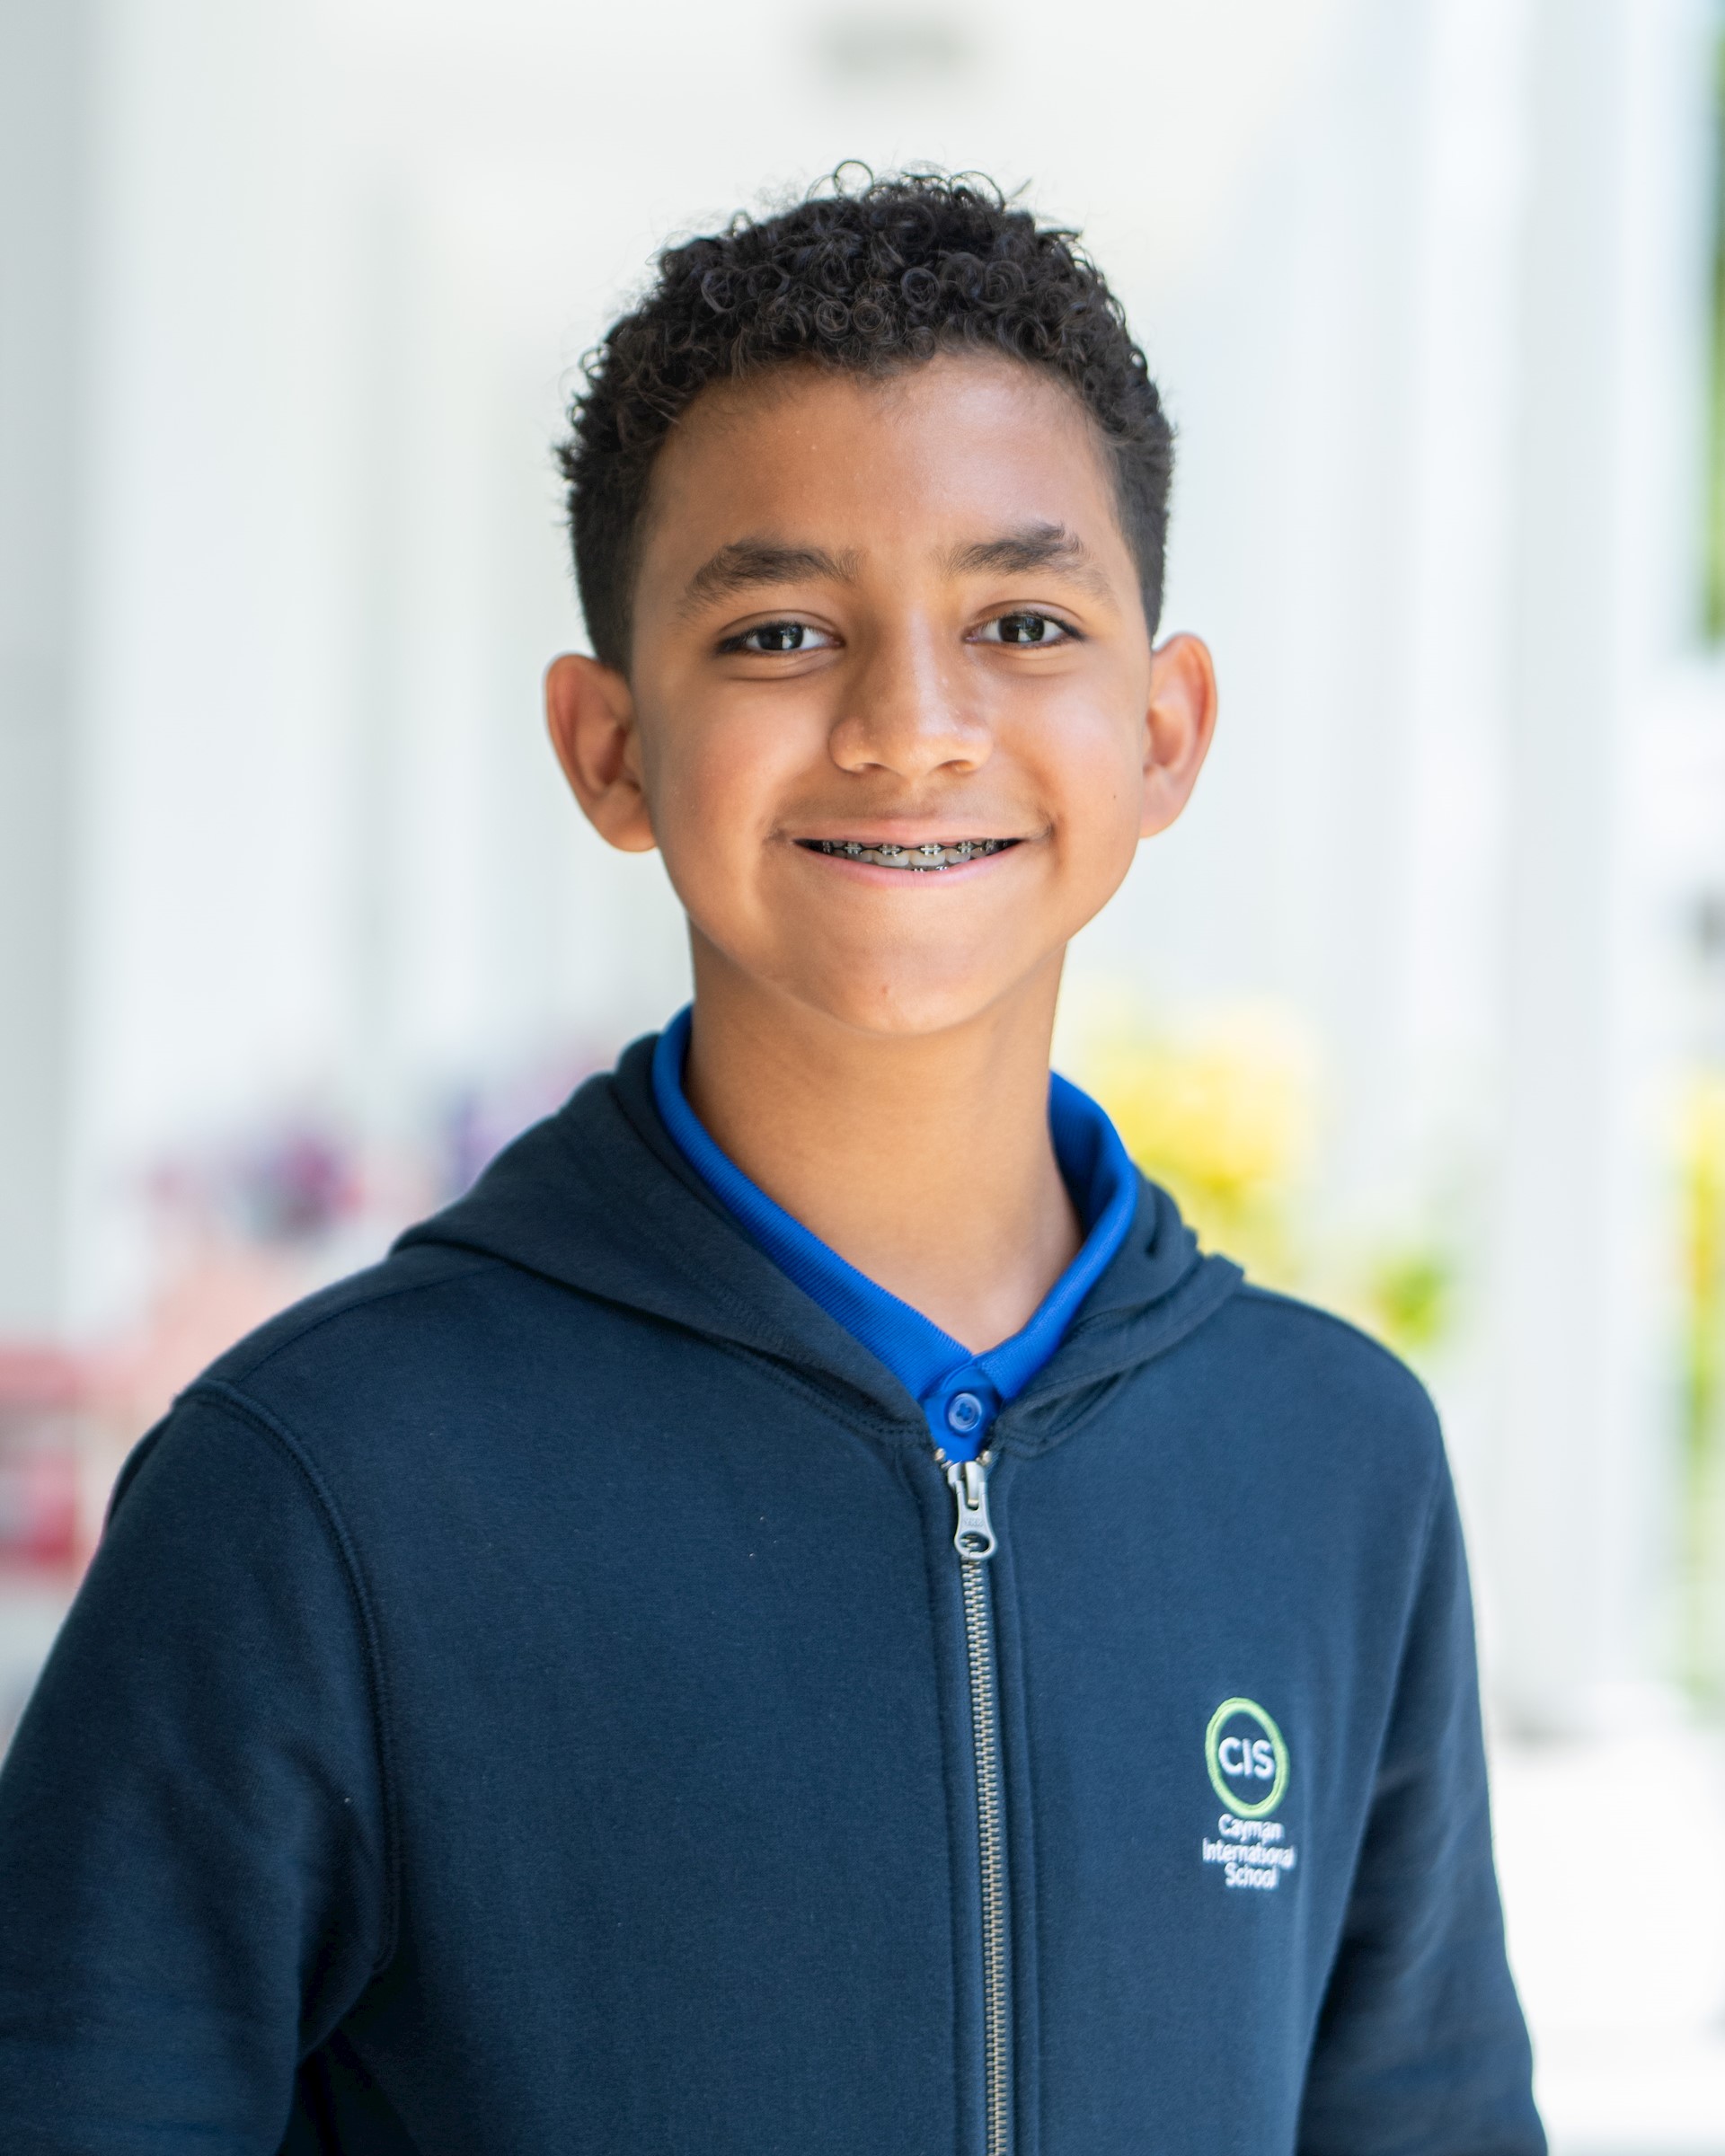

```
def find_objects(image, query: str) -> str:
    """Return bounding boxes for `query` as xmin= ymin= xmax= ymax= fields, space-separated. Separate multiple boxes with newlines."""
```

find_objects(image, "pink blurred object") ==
xmin=0 ymin=1243 xmax=318 ymax=1584
xmin=0 ymin=1350 xmax=86 ymax=1574
xmin=0 ymin=1045 xmax=613 ymax=1591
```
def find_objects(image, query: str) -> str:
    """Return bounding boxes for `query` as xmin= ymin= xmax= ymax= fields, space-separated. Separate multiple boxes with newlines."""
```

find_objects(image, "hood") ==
xmin=396 ymin=1034 xmax=1243 ymax=1452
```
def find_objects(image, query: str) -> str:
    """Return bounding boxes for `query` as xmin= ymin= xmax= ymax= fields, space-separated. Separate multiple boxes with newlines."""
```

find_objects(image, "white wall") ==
xmin=5 ymin=0 xmax=1723 ymax=1724
xmin=0 ymin=0 xmax=88 ymax=1331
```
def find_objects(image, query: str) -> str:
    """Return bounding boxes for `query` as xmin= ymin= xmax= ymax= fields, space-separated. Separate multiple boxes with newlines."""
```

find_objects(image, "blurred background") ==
xmin=4 ymin=0 xmax=1725 ymax=2143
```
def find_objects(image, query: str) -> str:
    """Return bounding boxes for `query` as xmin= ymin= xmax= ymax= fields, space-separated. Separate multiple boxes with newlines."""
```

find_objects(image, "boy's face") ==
xmin=548 ymin=353 xmax=1215 ymax=1040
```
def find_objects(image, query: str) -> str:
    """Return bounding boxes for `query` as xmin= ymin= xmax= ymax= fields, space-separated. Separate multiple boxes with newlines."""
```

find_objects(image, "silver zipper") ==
xmin=943 ymin=1452 xmax=1012 ymax=2156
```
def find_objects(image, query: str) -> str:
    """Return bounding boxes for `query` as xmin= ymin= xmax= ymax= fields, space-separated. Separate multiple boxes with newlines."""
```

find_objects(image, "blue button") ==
xmin=947 ymin=1392 xmax=986 ymax=1436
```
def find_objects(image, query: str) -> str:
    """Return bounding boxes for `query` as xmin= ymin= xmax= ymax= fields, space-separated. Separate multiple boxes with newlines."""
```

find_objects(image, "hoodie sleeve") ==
xmin=0 ymin=1388 xmax=390 ymax=2153
xmin=1296 ymin=1463 xmax=1545 ymax=2156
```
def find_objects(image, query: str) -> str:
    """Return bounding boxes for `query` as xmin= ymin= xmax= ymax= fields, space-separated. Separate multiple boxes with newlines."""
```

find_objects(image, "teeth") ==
xmin=808 ymin=838 xmax=1012 ymax=871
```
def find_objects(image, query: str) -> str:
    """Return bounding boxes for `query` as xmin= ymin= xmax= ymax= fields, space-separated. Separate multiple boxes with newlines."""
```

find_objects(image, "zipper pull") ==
xmin=945 ymin=1455 xmax=997 ymax=1560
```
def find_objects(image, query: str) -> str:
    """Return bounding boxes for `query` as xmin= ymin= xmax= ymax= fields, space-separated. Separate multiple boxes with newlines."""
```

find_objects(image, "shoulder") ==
xmin=105 ymin=1244 xmax=500 ymax=1514
xmin=1225 ymin=1282 xmax=1437 ymax=1406
xmin=199 ymin=1225 xmax=654 ymax=1407
xmin=163 ymin=1233 xmax=668 ymax=1508
xmin=198 ymin=1241 xmax=497 ymax=1388
xmin=1175 ymin=1279 xmax=1446 ymax=1495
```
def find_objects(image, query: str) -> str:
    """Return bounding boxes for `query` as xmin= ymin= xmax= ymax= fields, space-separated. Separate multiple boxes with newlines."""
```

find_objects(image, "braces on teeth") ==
xmin=804 ymin=838 xmax=1016 ymax=871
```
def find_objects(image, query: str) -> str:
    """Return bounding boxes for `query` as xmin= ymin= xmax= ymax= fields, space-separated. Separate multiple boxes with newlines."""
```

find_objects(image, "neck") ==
xmin=682 ymin=942 xmax=1082 ymax=1353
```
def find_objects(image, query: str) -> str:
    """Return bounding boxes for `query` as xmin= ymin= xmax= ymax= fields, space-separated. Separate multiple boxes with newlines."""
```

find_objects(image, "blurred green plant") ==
xmin=1675 ymin=1074 xmax=1725 ymax=1709
xmin=1355 ymin=1244 xmax=1456 ymax=1360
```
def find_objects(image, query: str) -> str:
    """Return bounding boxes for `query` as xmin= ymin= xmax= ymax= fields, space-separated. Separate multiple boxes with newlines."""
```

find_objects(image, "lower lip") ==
xmin=792 ymin=846 xmax=1022 ymax=888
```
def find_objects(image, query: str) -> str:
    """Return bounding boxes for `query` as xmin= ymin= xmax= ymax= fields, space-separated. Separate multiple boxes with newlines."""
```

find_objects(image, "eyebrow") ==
xmin=680 ymin=538 xmax=861 ymax=614
xmin=945 ymin=522 xmax=1110 ymax=595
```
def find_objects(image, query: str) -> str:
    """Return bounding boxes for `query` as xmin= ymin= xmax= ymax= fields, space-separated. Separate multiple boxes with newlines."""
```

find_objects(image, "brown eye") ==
xmin=977 ymin=612 xmax=1074 ymax=646
xmin=721 ymin=621 xmax=838 ymax=655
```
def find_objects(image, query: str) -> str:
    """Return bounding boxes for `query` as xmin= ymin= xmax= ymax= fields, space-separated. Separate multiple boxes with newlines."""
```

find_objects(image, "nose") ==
xmin=827 ymin=623 xmax=992 ymax=781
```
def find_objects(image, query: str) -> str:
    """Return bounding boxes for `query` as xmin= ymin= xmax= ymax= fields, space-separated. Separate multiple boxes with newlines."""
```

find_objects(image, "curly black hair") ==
xmin=559 ymin=170 xmax=1174 ymax=670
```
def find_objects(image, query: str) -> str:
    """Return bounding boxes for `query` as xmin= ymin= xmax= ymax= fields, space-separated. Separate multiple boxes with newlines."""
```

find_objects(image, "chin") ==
xmin=784 ymin=961 xmax=1030 ymax=1042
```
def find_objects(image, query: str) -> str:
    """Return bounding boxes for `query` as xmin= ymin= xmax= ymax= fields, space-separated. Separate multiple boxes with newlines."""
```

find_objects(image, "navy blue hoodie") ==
xmin=0 ymin=1037 xmax=1542 ymax=2153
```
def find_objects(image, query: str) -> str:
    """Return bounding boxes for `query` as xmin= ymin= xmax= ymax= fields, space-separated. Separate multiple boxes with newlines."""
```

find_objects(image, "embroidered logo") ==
xmin=1205 ymin=1696 xmax=1287 ymax=1816
xmin=1200 ymin=1697 xmax=1298 ymax=1892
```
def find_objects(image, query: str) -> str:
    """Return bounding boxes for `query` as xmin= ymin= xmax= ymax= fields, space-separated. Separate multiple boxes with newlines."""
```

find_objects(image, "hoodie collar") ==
xmin=395 ymin=1033 xmax=1241 ymax=1455
xmin=647 ymin=1004 xmax=1143 ymax=1454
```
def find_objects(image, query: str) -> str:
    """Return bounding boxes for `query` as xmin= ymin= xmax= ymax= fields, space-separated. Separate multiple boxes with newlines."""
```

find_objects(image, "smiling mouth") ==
xmin=798 ymin=837 xmax=1022 ymax=873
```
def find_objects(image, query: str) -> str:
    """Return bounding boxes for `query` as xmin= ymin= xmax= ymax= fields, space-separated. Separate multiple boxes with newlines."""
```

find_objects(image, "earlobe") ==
xmin=544 ymin=653 xmax=658 ymax=853
xmin=1139 ymin=632 xmax=1218 ymax=839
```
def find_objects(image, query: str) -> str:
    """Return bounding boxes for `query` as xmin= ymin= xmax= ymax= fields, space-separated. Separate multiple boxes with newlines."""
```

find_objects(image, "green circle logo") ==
xmin=1205 ymin=1697 xmax=1288 ymax=1819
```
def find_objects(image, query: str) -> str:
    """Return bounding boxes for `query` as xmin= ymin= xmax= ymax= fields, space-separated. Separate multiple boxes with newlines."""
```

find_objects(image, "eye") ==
xmin=974 ymin=611 xmax=1076 ymax=646
xmin=720 ymin=620 xmax=839 ymax=656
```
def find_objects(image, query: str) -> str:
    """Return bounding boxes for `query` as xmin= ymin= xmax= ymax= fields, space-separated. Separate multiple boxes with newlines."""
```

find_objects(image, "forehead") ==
xmin=636 ymin=353 xmax=1127 ymax=587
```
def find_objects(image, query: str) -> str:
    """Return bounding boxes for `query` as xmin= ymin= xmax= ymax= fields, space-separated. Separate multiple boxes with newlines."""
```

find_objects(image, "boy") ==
xmin=0 ymin=174 xmax=1542 ymax=2152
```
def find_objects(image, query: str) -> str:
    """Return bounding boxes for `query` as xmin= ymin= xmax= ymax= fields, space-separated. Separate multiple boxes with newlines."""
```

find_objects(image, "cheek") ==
xmin=1039 ymin=706 xmax=1146 ymax=847
xmin=641 ymin=708 xmax=802 ymax=918
xmin=639 ymin=688 xmax=748 ymax=826
xmin=657 ymin=738 xmax=744 ymax=837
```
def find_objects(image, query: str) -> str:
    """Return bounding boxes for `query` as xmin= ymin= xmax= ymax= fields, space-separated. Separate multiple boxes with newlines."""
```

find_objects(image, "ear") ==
xmin=1139 ymin=632 xmax=1218 ymax=838
xmin=544 ymin=653 xmax=657 ymax=853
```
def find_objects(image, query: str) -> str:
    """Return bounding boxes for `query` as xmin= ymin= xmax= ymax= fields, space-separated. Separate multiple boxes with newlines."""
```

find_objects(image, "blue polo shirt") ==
xmin=650 ymin=1006 xmax=1139 ymax=1459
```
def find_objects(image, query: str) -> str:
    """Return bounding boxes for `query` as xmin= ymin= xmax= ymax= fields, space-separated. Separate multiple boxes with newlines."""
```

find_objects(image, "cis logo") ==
xmin=1204 ymin=1697 xmax=1289 ymax=1819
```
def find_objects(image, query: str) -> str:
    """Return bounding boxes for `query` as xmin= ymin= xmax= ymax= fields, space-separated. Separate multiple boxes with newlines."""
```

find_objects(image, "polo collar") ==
xmin=650 ymin=1006 xmax=1140 ymax=1454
